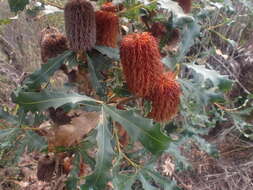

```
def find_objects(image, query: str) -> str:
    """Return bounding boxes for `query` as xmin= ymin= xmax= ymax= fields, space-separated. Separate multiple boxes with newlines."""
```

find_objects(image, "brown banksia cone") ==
xmin=120 ymin=32 xmax=164 ymax=97
xmin=96 ymin=10 xmax=119 ymax=48
xmin=101 ymin=2 xmax=123 ymax=12
xmin=150 ymin=22 xmax=167 ymax=38
xmin=37 ymin=155 xmax=56 ymax=182
xmin=177 ymin=0 xmax=192 ymax=13
xmin=64 ymin=0 xmax=96 ymax=51
xmin=39 ymin=26 xmax=59 ymax=45
xmin=147 ymin=72 xmax=181 ymax=122
xmin=40 ymin=32 xmax=68 ymax=63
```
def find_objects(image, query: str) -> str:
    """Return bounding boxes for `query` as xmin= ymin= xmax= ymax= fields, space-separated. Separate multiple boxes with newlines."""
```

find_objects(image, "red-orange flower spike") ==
xmin=147 ymin=72 xmax=181 ymax=122
xmin=96 ymin=10 xmax=119 ymax=48
xmin=177 ymin=0 xmax=192 ymax=13
xmin=120 ymin=32 xmax=164 ymax=97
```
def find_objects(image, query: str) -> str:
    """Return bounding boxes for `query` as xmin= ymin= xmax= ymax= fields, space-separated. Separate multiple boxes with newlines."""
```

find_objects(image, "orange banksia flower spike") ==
xmin=120 ymin=32 xmax=164 ymax=97
xmin=177 ymin=0 xmax=192 ymax=13
xmin=96 ymin=10 xmax=119 ymax=48
xmin=64 ymin=0 xmax=96 ymax=51
xmin=147 ymin=72 xmax=181 ymax=122
xmin=40 ymin=31 xmax=68 ymax=63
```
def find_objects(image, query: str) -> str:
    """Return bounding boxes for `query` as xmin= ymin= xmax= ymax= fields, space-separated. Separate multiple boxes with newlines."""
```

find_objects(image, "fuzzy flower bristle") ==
xmin=40 ymin=32 xmax=68 ymax=63
xmin=147 ymin=72 xmax=181 ymax=122
xmin=101 ymin=2 xmax=117 ymax=12
xmin=64 ymin=0 xmax=96 ymax=51
xmin=177 ymin=0 xmax=192 ymax=13
xmin=96 ymin=10 xmax=119 ymax=48
xmin=120 ymin=32 xmax=164 ymax=97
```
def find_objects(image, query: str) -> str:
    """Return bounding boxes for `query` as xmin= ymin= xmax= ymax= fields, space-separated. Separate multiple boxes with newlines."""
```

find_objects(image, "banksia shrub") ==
xmin=147 ymin=72 xmax=181 ymax=122
xmin=120 ymin=32 xmax=164 ymax=97
xmin=40 ymin=32 xmax=68 ymax=63
xmin=64 ymin=0 xmax=96 ymax=51
xmin=96 ymin=10 xmax=119 ymax=48
xmin=177 ymin=0 xmax=192 ymax=13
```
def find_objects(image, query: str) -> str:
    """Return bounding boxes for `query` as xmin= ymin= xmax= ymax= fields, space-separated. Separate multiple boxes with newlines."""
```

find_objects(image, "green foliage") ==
xmin=82 ymin=108 xmax=115 ymax=189
xmin=21 ymin=51 xmax=74 ymax=90
xmin=8 ymin=0 xmax=29 ymax=13
xmin=186 ymin=64 xmax=233 ymax=92
xmin=103 ymin=105 xmax=171 ymax=155
xmin=12 ymin=90 xmax=100 ymax=112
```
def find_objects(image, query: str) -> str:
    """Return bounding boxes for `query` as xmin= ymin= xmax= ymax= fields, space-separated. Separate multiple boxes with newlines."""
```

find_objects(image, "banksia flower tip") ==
xmin=177 ymin=0 xmax=192 ymax=13
xmin=96 ymin=10 xmax=119 ymax=48
xmin=147 ymin=72 xmax=181 ymax=122
xmin=64 ymin=0 xmax=96 ymax=51
xmin=120 ymin=32 xmax=164 ymax=97
xmin=101 ymin=2 xmax=117 ymax=12
xmin=40 ymin=30 xmax=68 ymax=63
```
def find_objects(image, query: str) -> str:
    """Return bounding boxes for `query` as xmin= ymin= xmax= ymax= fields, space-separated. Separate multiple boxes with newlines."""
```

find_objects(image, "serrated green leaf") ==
xmin=187 ymin=64 xmax=233 ymax=92
xmin=21 ymin=131 xmax=47 ymax=152
xmin=191 ymin=135 xmax=218 ymax=157
xmin=8 ymin=0 xmax=29 ymax=13
xmin=23 ymin=51 xmax=73 ymax=90
xmin=0 ymin=108 xmax=18 ymax=126
xmin=179 ymin=21 xmax=200 ymax=58
xmin=94 ymin=46 xmax=120 ymax=60
xmin=142 ymin=168 xmax=180 ymax=190
xmin=103 ymin=105 xmax=171 ymax=155
xmin=139 ymin=174 xmax=158 ymax=190
xmin=166 ymin=142 xmax=190 ymax=170
xmin=83 ymin=107 xmax=115 ymax=190
xmin=13 ymin=90 xmax=101 ymax=112
xmin=112 ymin=173 xmax=138 ymax=190
xmin=87 ymin=56 xmax=106 ymax=97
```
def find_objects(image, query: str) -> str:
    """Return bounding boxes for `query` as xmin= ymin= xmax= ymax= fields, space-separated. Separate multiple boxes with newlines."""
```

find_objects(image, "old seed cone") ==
xmin=177 ymin=0 xmax=192 ymax=13
xmin=39 ymin=26 xmax=59 ymax=45
xmin=40 ymin=32 xmax=68 ymax=63
xmin=64 ymin=0 xmax=96 ymax=51
xmin=150 ymin=22 xmax=167 ymax=38
xmin=147 ymin=72 xmax=181 ymax=122
xmin=96 ymin=10 xmax=119 ymax=48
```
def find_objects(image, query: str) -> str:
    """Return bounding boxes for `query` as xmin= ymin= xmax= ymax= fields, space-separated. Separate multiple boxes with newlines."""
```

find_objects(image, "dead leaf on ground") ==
xmin=48 ymin=111 xmax=100 ymax=148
